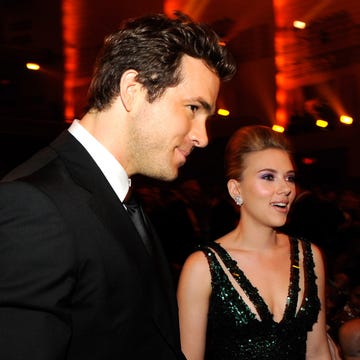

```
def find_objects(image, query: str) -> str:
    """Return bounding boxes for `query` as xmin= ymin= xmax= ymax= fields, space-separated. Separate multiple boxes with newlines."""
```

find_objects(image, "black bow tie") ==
xmin=124 ymin=193 xmax=153 ymax=255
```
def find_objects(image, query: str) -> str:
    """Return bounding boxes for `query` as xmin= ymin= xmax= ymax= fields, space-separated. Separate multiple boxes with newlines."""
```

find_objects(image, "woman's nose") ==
xmin=278 ymin=180 xmax=292 ymax=196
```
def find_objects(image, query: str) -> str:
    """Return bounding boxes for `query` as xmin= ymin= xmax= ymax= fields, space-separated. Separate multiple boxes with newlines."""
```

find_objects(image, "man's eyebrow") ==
xmin=195 ymin=97 xmax=214 ymax=114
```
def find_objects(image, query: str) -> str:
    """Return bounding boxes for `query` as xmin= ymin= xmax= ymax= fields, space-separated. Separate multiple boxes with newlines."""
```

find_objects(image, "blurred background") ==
xmin=1 ymin=0 xmax=360 ymax=190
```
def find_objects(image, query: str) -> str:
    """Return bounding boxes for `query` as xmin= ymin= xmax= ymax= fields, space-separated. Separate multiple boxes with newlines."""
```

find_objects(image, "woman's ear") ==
xmin=119 ymin=69 xmax=141 ymax=111
xmin=227 ymin=179 xmax=241 ymax=199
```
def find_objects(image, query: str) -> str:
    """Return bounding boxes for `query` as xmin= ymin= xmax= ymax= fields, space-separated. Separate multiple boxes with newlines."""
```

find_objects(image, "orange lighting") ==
xmin=275 ymin=108 xmax=287 ymax=126
xmin=316 ymin=119 xmax=328 ymax=128
xmin=293 ymin=20 xmax=306 ymax=29
xmin=340 ymin=115 xmax=353 ymax=125
xmin=276 ymin=89 xmax=286 ymax=105
xmin=26 ymin=62 xmax=40 ymax=71
xmin=273 ymin=0 xmax=290 ymax=129
xmin=164 ymin=0 xmax=204 ymax=20
xmin=272 ymin=124 xmax=285 ymax=133
xmin=62 ymin=0 xmax=81 ymax=123
xmin=217 ymin=108 xmax=230 ymax=116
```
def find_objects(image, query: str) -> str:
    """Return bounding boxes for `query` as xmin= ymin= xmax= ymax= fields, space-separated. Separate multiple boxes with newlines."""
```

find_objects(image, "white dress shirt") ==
xmin=68 ymin=119 xmax=130 ymax=202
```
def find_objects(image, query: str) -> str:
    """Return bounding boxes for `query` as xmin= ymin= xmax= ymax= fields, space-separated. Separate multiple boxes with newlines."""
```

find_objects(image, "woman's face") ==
xmin=238 ymin=148 xmax=296 ymax=228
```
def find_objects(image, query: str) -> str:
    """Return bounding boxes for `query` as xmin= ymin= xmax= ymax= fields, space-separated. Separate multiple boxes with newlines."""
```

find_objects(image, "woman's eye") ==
xmin=286 ymin=175 xmax=296 ymax=183
xmin=262 ymin=174 xmax=274 ymax=181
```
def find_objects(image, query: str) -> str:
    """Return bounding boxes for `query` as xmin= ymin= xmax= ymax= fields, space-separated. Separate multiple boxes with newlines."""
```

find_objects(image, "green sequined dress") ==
xmin=200 ymin=237 xmax=320 ymax=360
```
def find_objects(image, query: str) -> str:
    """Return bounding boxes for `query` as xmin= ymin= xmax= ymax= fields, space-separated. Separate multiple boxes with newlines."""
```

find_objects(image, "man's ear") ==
xmin=119 ymin=69 xmax=141 ymax=111
xmin=227 ymin=179 xmax=241 ymax=199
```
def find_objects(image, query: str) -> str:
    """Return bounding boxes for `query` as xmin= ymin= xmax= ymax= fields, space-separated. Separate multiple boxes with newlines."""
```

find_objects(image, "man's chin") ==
xmin=150 ymin=168 xmax=179 ymax=182
xmin=162 ymin=171 xmax=179 ymax=182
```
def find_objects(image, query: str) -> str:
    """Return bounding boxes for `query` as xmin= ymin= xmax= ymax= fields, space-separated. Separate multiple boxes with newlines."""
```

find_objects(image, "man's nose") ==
xmin=190 ymin=120 xmax=209 ymax=148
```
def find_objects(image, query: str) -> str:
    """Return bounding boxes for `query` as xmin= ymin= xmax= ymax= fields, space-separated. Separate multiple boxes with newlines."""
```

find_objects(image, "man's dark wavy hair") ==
xmin=86 ymin=12 xmax=237 ymax=112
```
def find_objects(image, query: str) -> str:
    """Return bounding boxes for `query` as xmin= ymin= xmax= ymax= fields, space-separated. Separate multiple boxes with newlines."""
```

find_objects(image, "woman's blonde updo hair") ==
xmin=224 ymin=125 xmax=293 ymax=181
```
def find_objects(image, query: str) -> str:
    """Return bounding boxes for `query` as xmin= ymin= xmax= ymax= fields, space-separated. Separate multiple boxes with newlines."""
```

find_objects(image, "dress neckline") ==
xmin=208 ymin=237 xmax=301 ymax=324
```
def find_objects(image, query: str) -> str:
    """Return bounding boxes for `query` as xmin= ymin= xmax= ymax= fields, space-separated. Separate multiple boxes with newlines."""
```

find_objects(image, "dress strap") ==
xmin=205 ymin=242 xmax=273 ymax=322
xmin=205 ymin=238 xmax=302 ymax=323
xmin=283 ymin=237 xmax=301 ymax=320
xmin=299 ymin=239 xmax=320 ymax=325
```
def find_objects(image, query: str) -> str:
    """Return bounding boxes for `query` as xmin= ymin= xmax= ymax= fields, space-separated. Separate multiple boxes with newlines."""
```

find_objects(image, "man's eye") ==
xmin=188 ymin=105 xmax=199 ymax=113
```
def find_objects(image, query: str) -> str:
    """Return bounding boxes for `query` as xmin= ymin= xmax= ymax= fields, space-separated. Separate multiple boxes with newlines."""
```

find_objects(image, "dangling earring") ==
xmin=234 ymin=195 xmax=243 ymax=206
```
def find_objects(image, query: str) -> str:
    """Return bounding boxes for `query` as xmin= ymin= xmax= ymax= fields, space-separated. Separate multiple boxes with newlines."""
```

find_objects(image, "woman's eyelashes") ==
xmin=260 ymin=171 xmax=296 ymax=183
xmin=286 ymin=173 xmax=296 ymax=183
xmin=261 ymin=173 xmax=275 ymax=181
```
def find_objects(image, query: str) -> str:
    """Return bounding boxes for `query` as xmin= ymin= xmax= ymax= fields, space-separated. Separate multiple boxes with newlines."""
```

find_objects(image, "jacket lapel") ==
xmin=50 ymin=131 xmax=150 ymax=266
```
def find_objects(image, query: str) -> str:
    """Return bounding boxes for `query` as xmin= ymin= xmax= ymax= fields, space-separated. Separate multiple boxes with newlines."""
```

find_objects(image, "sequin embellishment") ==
xmin=200 ymin=237 xmax=320 ymax=360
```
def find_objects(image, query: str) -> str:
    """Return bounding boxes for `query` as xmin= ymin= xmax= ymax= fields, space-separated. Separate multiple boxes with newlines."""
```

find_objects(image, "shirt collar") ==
xmin=68 ymin=119 xmax=130 ymax=202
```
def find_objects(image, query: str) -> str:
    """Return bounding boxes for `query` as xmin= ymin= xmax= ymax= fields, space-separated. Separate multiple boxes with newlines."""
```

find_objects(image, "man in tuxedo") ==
xmin=0 ymin=12 xmax=236 ymax=359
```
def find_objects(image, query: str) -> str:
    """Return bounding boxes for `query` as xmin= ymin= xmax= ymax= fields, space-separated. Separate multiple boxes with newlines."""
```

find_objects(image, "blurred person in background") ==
xmin=338 ymin=318 xmax=360 ymax=360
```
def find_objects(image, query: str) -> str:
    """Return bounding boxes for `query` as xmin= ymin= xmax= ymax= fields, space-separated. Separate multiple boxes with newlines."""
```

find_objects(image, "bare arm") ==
xmin=177 ymin=251 xmax=212 ymax=360
xmin=306 ymin=243 xmax=332 ymax=359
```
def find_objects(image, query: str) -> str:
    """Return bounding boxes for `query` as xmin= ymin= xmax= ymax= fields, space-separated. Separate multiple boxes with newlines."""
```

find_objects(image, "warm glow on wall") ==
xmin=276 ymin=89 xmax=286 ymax=104
xmin=275 ymin=108 xmax=287 ymax=125
xmin=62 ymin=0 xmax=81 ymax=123
xmin=164 ymin=0 xmax=207 ymax=20
xmin=273 ymin=0 xmax=289 ymax=129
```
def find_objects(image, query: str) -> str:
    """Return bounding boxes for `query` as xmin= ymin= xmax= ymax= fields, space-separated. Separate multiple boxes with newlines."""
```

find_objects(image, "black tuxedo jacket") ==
xmin=0 ymin=131 xmax=185 ymax=359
